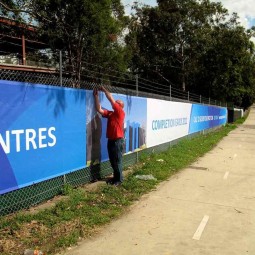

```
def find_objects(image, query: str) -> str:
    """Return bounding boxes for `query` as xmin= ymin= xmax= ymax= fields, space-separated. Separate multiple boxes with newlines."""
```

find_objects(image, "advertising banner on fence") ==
xmin=0 ymin=80 xmax=227 ymax=195
xmin=0 ymin=80 xmax=86 ymax=195
xmin=189 ymin=104 xmax=228 ymax=134
xmin=147 ymin=99 xmax=192 ymax=148
xmin=146 ymin=99 xmax=227 ymax=147
xmin=86 ymin=90 xmax=147 ymax=166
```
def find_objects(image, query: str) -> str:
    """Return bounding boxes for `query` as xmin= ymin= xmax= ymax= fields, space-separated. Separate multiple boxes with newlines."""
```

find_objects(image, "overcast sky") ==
xmin=122 ymin=0 xmax=255 ymax=29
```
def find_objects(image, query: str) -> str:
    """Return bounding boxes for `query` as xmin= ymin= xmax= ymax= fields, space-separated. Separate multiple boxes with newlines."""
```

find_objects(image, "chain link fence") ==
xmin=0 ymin=66 xmax=231 ymax=106
xmin=0 ymin=68 xmax=224 ymax=216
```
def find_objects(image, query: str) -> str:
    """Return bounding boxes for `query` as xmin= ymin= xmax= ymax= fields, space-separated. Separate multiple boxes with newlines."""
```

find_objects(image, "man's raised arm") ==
xmin=93 ymin=88 xmax=104 ymax=115
xmin=100 ymin=86 xmax=115 ymax=107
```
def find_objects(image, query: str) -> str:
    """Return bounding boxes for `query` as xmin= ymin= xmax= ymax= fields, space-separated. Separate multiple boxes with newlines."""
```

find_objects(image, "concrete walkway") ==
xmin=62 ymin=106 xmax=255 ymax=255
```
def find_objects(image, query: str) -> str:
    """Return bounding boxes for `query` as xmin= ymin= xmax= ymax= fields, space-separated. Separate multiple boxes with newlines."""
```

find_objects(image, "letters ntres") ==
xmin=0 ymin=127 xmax=57 ymax=154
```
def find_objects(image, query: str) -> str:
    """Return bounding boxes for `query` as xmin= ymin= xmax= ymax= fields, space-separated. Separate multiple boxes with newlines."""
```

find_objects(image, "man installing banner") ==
xmin=93 ymin=86 xmax=125 ymax=186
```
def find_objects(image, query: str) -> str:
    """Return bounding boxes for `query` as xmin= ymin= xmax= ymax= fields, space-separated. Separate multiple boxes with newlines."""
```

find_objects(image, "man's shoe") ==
xmin=106 ymin=178 xmax=115 ymax=185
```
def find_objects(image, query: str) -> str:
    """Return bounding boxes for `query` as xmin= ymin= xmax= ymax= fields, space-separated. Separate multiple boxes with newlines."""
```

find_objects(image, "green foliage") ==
xmin=195 ymin=21 xmax=255 ymax=108
xmin=1 ymin=0 xmax=131 ymax=85
xmin=61 ymin=183 xmax=74 ymax=195
xmin=28 ymin=0 xmax=129 ymax=84
xmin=126 ymin=0 xmax=255 ymax=107
xmin=0 ymin=0 xmax=19 ymax=18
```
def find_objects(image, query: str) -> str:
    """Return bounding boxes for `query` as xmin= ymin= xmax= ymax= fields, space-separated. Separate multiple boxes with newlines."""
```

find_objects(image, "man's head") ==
xmin=116 ymin=100 xmax=124 ymax=108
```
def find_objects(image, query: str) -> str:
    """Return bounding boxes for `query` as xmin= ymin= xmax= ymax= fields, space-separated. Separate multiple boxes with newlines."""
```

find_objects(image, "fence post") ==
xmin=209 ymin=97 xmax=210 ymax=105
xmin=22 ymin=35 xmax=26 ymax=65
xmin=59 ymin=50 xmax=63 ymax=86
xmin=170 ymin=85 xmax=172 ymax=101
xmin=200 ymin=95 xmax=201 ymax=103
xmin=188 ymin=91 xmax=190 ymax=101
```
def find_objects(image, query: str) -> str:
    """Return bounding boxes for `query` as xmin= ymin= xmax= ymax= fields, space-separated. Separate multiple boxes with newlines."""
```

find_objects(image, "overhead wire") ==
xmin=63 ymin=59 xmax=192 ymax=99
xmin=81 ymin=60 xmax=134 ymax=74
xmin=81 ymin=59 xmax=179 ymax=95
xmin=80 ymin=73 xmax=136 ymax=90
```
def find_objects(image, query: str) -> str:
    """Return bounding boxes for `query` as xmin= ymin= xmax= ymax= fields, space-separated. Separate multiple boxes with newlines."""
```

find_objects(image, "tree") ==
xmin=193 ymin=13 xmax=255 ymax=107
xmin=126 ymin=0 xmax=228 ymax=91
xmin=0 ymin=0 xmax=130 ymax=87
xmin=126 ymin=0 xmax=255 ymax=107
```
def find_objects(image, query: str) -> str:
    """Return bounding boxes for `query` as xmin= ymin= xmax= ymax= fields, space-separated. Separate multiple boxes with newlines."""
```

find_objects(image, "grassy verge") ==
xmin=0 ymin=122 xmax=242 ymax=255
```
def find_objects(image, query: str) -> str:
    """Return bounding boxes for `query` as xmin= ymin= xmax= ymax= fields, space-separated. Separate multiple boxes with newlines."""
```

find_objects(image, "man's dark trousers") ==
xmin=107 ymin=139 xmax=124 ymax=183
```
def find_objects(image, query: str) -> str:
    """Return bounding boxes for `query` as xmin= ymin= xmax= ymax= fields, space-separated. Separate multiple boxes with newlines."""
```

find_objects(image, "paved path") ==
xmin=62 ymin=106 xmax=255 ymax=255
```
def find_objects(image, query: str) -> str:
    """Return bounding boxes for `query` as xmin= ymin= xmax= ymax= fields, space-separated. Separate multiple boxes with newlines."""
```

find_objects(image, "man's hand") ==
xmin=93 ymin=88 xmax=98 ymax=97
